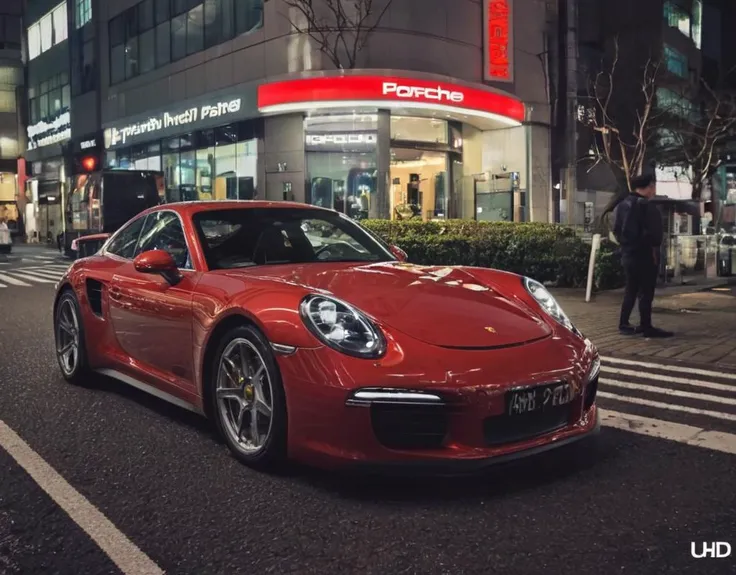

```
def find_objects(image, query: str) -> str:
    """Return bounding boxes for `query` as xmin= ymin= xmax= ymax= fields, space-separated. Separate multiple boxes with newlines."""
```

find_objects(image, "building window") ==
xmin=28 ymin=72 xmax=70 ymax=125
xmin=663 ymin=1 xmax=690 ymax=37
xmin=75 ymin=0 xmax=92 ymax=29
xmin=27 ymin=2 xmax=68 ymax=61
xmin=0 ymin=66 xmax=21 ymax=87
xmin=390 ymin=116 xmax=448 ymax=144
xmin=0 ymin=15 xmax=22 ymax=49
xmin=108 ymin=0 xmax=264 ymax=85
xmin=52 ymin=3 xmax=68 ymax=44
xmin=106 ymin=120 xmax=261 ymax=202
xmin=664 ymin=45 xmax=687 ymax=78
xmin=155 ymin=20 xmax=171 ymax=66
xmin=692 ymin=0 xmax=702 ymax=50
xmin=657 ymin=88 xmax=694 ymax=120
xmin=40 ymin=13 xmax=53 ymax=52
xmin=663 ymin=0 xmax=702 ymax=49
xmin=305 ymin=114 xmax=379 ymax=217
xmin=72 ymin=34 xmax=96 ymax=95
xmin=81 ymin=39 xmax=95 ymax=92
xmin=0 ymin=90 xmax=16 ymax=113
xmin=27 ymin=22 xmax=41 ymax=58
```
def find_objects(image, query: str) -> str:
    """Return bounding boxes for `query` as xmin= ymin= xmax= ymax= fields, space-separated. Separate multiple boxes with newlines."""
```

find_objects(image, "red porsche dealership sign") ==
xmin=484 ymin=0 xmax=514 ymax=83
xmin=257 ymin=76 xmax=525 ymax=123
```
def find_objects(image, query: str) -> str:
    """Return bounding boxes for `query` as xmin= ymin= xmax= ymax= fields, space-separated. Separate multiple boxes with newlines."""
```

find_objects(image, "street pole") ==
xmin=564 ymin=0 xmax=578 ymax=226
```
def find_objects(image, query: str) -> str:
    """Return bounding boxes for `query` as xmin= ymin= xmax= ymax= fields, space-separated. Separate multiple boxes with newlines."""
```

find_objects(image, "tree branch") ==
xmin=279 ymin=0 xmax=393 ymax=69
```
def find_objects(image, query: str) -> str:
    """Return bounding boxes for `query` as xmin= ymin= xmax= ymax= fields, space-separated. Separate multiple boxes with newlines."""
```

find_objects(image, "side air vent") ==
xmin=86 ymin=279 xmax=104 ymax=317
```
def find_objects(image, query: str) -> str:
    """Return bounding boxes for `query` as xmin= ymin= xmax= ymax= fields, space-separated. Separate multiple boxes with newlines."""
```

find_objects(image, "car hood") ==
xmin=240 ymin=262 xmax=551 ymax=349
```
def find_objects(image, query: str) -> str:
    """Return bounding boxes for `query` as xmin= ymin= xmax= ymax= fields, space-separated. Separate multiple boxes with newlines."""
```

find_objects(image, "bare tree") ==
xmin=656 ymin=82 xmax=736 ymax=202
xmin=578 ymin=36 xmax=736 ymax=225
xmin=270 ymin=0 xmax=393 ymax=69
xmin=578 ymin=37 xmax=663 ymax=196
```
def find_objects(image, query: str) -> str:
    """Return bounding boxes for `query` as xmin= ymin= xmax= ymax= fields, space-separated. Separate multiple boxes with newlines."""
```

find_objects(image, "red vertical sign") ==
xmin=484 ymin=0 xmax=514 ymax=83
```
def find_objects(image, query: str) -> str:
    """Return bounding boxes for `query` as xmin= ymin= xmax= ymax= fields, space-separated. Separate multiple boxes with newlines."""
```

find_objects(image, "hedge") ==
xmin=361 ymin=219 xmax=625 ymax=291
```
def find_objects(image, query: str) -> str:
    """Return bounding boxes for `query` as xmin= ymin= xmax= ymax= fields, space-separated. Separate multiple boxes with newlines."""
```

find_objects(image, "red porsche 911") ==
xmin=53 ymin=201 xmax=600 ymax=473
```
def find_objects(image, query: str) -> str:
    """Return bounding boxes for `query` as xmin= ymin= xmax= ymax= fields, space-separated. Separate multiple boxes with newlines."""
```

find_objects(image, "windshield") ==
xmin=193 ymin=208 xmax=396 ymax=270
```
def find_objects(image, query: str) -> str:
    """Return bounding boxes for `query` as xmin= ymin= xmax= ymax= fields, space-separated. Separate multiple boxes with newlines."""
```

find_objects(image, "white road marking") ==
xmin=600 ymin=367 xmax=736 ymax=393
xmin=25 ymin=264 xmax=70 ymax=270
xmin=0 ymin=273 xmax=32 ymax=286
xmin=600 ymin=377 xmax=736 ymax=406
xmin=4 ymin=271 xmax=56 ymax=283
xmin=598 ymin=391 xmax=736 ymax=422
xmin=602 ymin=355 xmax=736 ymax=380
xmin=0 ymin=420 xmax=165 ymax=575
xmin=12 ymin=269 xmax=65 ymax=280
xmin=601 ymin=409 xmax=736 ymax=455
xmin=601 ymin=366 xmax=736 ymax=393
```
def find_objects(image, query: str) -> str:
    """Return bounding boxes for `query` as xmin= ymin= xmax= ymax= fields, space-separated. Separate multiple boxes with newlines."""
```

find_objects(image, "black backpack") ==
xmin=616 ymin=195 xmax=647 ymax=247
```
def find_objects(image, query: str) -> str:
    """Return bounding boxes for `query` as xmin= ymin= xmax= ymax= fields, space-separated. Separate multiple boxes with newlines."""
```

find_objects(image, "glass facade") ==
xmin=104 ymin=109 xmax=523 ymax=222
xmin=28 ymin=72 xmax=71 ymax=125
xmin=27 ymin=2 xmax=67 ymax=60
xmin=664 ymin=44 xmax=687 ymax=78
xmin=304 ymin=113 xmax=472 ymax=221
xmin=663 ymin=0 xmax=702 ymax=48
xmin=389 ymin=116 xmax=460 ymax=221
xmin=304 ymin=114 xmax=378 ymax=219
xmin=105 ymin=119 xmax=261 ymax=203
xmin=75 ymin=0 xmax=92 ymax=29
xmin=109 ymin=0 xmax=264 ymax=85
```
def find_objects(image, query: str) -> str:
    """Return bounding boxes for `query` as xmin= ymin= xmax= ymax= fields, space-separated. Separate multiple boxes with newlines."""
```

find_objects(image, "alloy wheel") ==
xmin=56 ymin=299 xmax=79 ymax=377
xmin=215 ymin=338 xmax=275 ymax=454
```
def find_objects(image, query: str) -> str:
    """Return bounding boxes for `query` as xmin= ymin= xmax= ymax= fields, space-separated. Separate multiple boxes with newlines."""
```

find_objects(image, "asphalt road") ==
xmin=1 ymin=279 xmax=735 ymax=574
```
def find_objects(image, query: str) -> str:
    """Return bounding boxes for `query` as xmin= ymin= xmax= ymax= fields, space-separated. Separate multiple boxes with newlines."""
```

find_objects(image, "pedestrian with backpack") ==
xmin=613 ymin=174 xmax=674 ymax=338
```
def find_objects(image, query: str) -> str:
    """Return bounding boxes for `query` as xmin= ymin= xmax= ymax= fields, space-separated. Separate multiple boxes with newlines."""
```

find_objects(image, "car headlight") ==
xmin=299 ymin=295 xmax=386 ymax=359
xmin=522 ymin=277 xmax=580 ymax=336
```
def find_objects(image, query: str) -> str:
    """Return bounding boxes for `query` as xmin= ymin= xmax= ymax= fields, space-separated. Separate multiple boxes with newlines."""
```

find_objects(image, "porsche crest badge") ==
xmin=484 ymin=327 xmax=496 ymax=333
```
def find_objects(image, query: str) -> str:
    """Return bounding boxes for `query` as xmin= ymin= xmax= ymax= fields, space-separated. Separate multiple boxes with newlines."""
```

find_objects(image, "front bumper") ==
xmin=346 ymin=407 xmax=600 ymax=476
xmin=278 ymin=334 xmax=600 ymax=471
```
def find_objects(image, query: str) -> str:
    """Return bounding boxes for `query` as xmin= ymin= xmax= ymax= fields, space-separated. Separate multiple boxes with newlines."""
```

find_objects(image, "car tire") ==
xmin=209 ymin=324 xmax=288 ymax=470
xmin=53 ymin=290 xmax=92 ymax=385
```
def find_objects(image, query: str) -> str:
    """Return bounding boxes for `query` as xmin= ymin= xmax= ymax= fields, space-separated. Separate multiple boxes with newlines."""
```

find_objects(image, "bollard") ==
xmin=585 ymin=233 xmax=602 ymax=302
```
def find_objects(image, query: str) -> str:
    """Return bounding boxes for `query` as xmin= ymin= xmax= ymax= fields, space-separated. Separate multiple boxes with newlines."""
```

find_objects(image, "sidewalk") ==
xmin=553 ymin=280 xmax=736 ymax=370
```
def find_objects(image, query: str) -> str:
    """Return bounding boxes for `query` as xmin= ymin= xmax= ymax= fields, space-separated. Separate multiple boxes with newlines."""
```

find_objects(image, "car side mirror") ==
xmin=133 ymin=249 xmax=181 ymax=285
xmin=389 ymin=244 xmax=408 ymax=262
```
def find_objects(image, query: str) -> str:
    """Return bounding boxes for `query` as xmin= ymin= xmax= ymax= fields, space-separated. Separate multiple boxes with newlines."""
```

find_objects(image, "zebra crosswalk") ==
xmin=0 ymin=264 xmax=69 ymax=288
xmin=598 ymin=355 xmax=736 ymax=455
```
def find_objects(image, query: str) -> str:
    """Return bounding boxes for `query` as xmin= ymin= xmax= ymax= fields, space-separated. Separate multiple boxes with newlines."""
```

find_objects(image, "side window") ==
xmin=135 ymin=211 xmax=191 ymax=269
xmin=105 ymin=216 xmax=146 ymax=259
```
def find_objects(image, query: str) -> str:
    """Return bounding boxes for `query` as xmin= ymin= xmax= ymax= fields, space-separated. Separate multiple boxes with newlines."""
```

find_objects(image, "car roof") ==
xmin=140 ymin=200 xmax=335 ymax=219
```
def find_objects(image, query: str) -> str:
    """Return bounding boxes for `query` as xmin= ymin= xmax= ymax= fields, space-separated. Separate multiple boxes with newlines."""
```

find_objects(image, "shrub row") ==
xmin=361 ymin=219 xmax=625 ymax=291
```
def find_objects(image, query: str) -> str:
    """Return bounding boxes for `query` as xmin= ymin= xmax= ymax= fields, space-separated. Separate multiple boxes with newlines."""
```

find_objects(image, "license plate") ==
xmin=507 ymin=382 xmax=573 ymax=416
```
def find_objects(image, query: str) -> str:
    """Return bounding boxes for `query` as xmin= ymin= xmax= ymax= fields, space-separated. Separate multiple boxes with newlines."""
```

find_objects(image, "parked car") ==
xmin=52 ymin=201 xmax=600 ymax=473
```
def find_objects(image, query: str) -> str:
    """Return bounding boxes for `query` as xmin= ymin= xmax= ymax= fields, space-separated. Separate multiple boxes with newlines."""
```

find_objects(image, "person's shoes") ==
xmin=641 ymin=326 xmax=674 ymax=338
xmin=619 ymin=324 xmax=641 ymax=335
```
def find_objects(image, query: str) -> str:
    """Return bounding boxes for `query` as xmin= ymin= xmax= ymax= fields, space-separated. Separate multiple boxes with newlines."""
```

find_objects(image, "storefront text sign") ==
xmin=382 ymin=83 xmax=464 ymax=104
xmin=483 ymin=0 xmax=514 ymax=83
xmin=105 ymin=98 xmax=242 ymax=148
xmin=306 ymin=133 xmax=378 ymax=146
xmin=258 ymin=76 xmax=525 ymax=124
xmin=27 ymin=110 xmax=71 ymax=151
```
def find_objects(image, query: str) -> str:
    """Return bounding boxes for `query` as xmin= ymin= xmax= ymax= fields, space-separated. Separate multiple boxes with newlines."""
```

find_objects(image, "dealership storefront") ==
xmin=25 ymin=106 xmax=72 ymax=242
xmin=103 ymin=72 xmax=527 ymax=221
